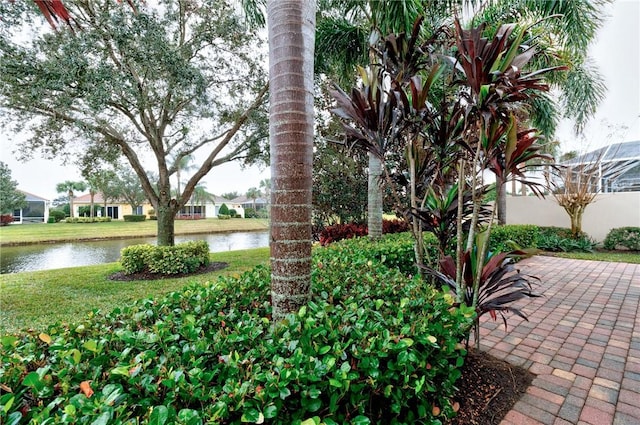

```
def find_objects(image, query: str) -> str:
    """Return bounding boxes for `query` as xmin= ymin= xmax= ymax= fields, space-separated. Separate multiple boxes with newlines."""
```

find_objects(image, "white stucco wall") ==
xmin=506 ymin=192 xmax=640 ymax=242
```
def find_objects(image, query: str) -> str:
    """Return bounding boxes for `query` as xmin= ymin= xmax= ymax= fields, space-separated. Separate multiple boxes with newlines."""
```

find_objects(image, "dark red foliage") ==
xmin=0 ymin=214 xmax=14 ymax=226
xmin=382 ymin=218 xmax=409 ymax=234
xmin=319 ymin=223 xmax=368 ymax=246
xmin=318 ymin=219 xmax=409 ymax=245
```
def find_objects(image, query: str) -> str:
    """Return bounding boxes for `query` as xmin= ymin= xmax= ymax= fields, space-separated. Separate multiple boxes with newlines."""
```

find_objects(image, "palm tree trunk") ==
xmin=268 ymin=0 xmax=315 ymax=321
xmin=68 ymin=190 xmax=75 ymax=218
xmin=368 ymin=152 xmax=383 ymax=239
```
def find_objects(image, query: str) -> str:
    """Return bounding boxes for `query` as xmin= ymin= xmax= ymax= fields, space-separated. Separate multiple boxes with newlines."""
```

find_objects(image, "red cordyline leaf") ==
xmin=28 ymin=0 xmax=140 ymax=31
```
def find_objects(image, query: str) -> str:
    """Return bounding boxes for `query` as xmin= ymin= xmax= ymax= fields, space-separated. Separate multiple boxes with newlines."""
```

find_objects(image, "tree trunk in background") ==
xmin=368 ymin=153 xmax=383 ymax=239
xmin=268 ymin=0 xmax=316 ymax=321
xmin=496 ymin=176 xmax=507 ymax=225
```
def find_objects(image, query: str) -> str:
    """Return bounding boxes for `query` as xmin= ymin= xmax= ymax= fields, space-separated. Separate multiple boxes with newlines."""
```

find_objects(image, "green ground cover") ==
xmin=0 ymin=218 xmax=269 ymax=245
xmin=0 ymin=238 xmax=472 ymax=424
xmin=0 ymin=248 xmax=269 ymax=335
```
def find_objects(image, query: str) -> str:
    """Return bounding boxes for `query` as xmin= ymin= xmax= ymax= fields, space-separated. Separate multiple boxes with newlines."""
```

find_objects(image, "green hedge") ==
xmin=603 ymin=227 xmax=640 ymax=251
xmin=1 ymin=243 xmax=474 ymax=424
xmin=488 ymin=224 xmax=539 ymax=253
xmin=317 ymin=232 xmax=439 ymax=276
xmin=120 ymin=241 xmax=210 ymax=275
xmin=64 ymin=217 xmax=112 ymax=223
xmin=123 ymin=214 xmax=146 ymax=222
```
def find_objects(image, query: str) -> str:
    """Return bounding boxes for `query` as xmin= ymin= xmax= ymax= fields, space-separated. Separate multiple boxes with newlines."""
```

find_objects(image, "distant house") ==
xmin=233 ymin=195 xmax=268 ymax=211
xmin=562 ymin=140 xmax=640 ymax=193
xmin=73 ymin=193 xmax=245 ymax=219
xmin=72 ymin=193 xmax=153 ymax=219
xmin=12 ymin=190 xmax=49 ymax=224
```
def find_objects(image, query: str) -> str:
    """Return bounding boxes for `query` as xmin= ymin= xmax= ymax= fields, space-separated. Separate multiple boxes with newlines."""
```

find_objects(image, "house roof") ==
xmin=18 ymin=190 xmax=49 ymax=202
xmin=564 ymin=140 xmax=640 ymax=165
xmin=232 ymin=196 xmax=268 ymax=204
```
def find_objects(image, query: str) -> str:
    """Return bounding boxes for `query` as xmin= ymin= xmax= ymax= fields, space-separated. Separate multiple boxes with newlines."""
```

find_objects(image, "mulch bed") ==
xmin=445 ymin=348 xmax=534 ymax=424
xmin=108 ymin=262 xmax=229 ymax=281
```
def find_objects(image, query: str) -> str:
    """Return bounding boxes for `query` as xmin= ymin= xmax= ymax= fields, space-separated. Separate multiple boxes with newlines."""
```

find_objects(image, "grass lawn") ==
xmin=0 ymin=247 xmax=269 ymax=335
xmin=544 ymin=250 xmax=640 ymax=264
xmin=0 ymin=218 xmax=269 ymax=245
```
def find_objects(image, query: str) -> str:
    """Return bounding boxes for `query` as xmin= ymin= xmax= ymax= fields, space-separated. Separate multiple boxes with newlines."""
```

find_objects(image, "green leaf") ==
xmin=177 ymin=409 xmax=201 ymax=425
xmin=329 ymin=379 xmax=342 ymax=388
xmin=1 ymin=393 xmax=14 ymax=413
xmin=351 ymin=416 xmax=371 ymax=425
xmin=7 ymin=412 xmax=22 ymax=425
xmin=82 ymin=339 xmax=98 ymax=353
xmin=109 ymin=366 xmax=130 ymax=377
xmin=67 ymin=349 xmax=81 ymax=365
xmin=318 ymin=345 xmax=331 ymax=355
xmin=263 ymin=405 xmax=278 ymax=419
xmin=301 ymin=417 xmax=320 ymax=425
xmin=91 ymin=411 xmax=111 ymax=425
xmin=1 ymin=336 xmax=18 ymax=348
xmin=400 ymin=338 xmax=413 ymax=347
xmin=240 ymin=408 xmax=264 ymax=423
xmin=149 ymin=405 xmax=169 ymax=425
xmin=22 ymin=372 xmax=42 ymax=388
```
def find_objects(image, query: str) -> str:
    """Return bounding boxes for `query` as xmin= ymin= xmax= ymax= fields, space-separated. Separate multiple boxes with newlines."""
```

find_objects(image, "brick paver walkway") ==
xmin=474 ymin=256 xmax=640 ymax=425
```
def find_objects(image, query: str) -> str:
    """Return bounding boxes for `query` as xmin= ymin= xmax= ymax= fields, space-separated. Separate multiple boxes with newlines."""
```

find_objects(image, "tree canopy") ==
xmin=0 ymin=0 xmax=268 ymax=245
xmin=0 ymin=162 xmax=26 ymax=215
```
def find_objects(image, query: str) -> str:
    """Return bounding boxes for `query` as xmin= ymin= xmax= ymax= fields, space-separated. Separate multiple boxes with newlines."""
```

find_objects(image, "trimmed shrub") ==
xmin=244 ymin=207 xmax=257 ymax=218
xmin=229 ymin=208 xmax=237 ymax=216
xmin=2 ymin=247 xmax=473 ymax=424
xmin=218 ymin=203 xmax=230 ymax=216
xmin=217 ymin=213 xmax=231 ymax=220
xmin=603 ymin=227 xmax=640 ymax=251
xmin=120 ymin=241 xmax=210 ymax=275
xmin=123 ymin=214 xmax=146 ymax=222
xmin=48 ymin=209 xmax=66 ymax=222
xmin=488 ymin=224 xmax=539 ymax=253
xmin=0 ymin=214 xmax=13 ymax=225
xmin=382 ymin=218 xmax=410 ymax=234
xmin=64 ymin=217 xmax=112 ymax=223
xmin=318 ymin=232 xmax=440 ymax=275
xmin=120 ymin=244 xmax=154 ymax=274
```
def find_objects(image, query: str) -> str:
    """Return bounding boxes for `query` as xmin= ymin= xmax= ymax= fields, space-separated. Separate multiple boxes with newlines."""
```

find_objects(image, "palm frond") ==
xmin=560 ymin=59 xmax=606 ymax=134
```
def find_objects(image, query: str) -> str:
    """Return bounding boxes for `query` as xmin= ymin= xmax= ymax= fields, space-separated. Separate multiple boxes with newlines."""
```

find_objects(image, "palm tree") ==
xmin=246 ymin=187 xmax=261 ymax=211
xmin=191 ymin=183 xmax=214 ymax=218
xmin=170 ymin=153 xmax=196 ymax=197
xmin=56 ymin=180 xmax=87 ymax=218
xmin=267 ymin=0 xmax=316 ymax=321
xmin=259 ymin=178 xmax=271 ymax=203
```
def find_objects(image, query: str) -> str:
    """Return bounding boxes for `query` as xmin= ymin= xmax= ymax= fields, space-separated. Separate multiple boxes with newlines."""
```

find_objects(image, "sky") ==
xmin=1 ymin=0 xmax=638 ymax=201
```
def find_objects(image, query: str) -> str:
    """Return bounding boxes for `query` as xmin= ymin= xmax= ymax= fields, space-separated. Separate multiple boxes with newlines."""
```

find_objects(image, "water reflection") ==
xmin=0 ymin=231 xmax=269 ymax=274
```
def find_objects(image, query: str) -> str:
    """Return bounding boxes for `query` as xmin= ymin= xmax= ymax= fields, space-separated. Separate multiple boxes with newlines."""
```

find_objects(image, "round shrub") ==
xmin=48 ymin=209 xmax=66 ymax=222
xmin=603 ymin=227 xmax=640 ymax=251
xmin=120 ymin=241 xmax=210 ymax=275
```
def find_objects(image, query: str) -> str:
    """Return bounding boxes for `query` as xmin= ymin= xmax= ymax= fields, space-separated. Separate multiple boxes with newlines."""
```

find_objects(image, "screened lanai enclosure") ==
xmin=560 ymin=140 xmax=640 ymax=193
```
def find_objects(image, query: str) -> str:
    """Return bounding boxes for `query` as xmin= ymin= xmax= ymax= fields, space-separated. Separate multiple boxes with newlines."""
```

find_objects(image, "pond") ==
xmin=0 ymin=231 xmax=270 ymax=274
